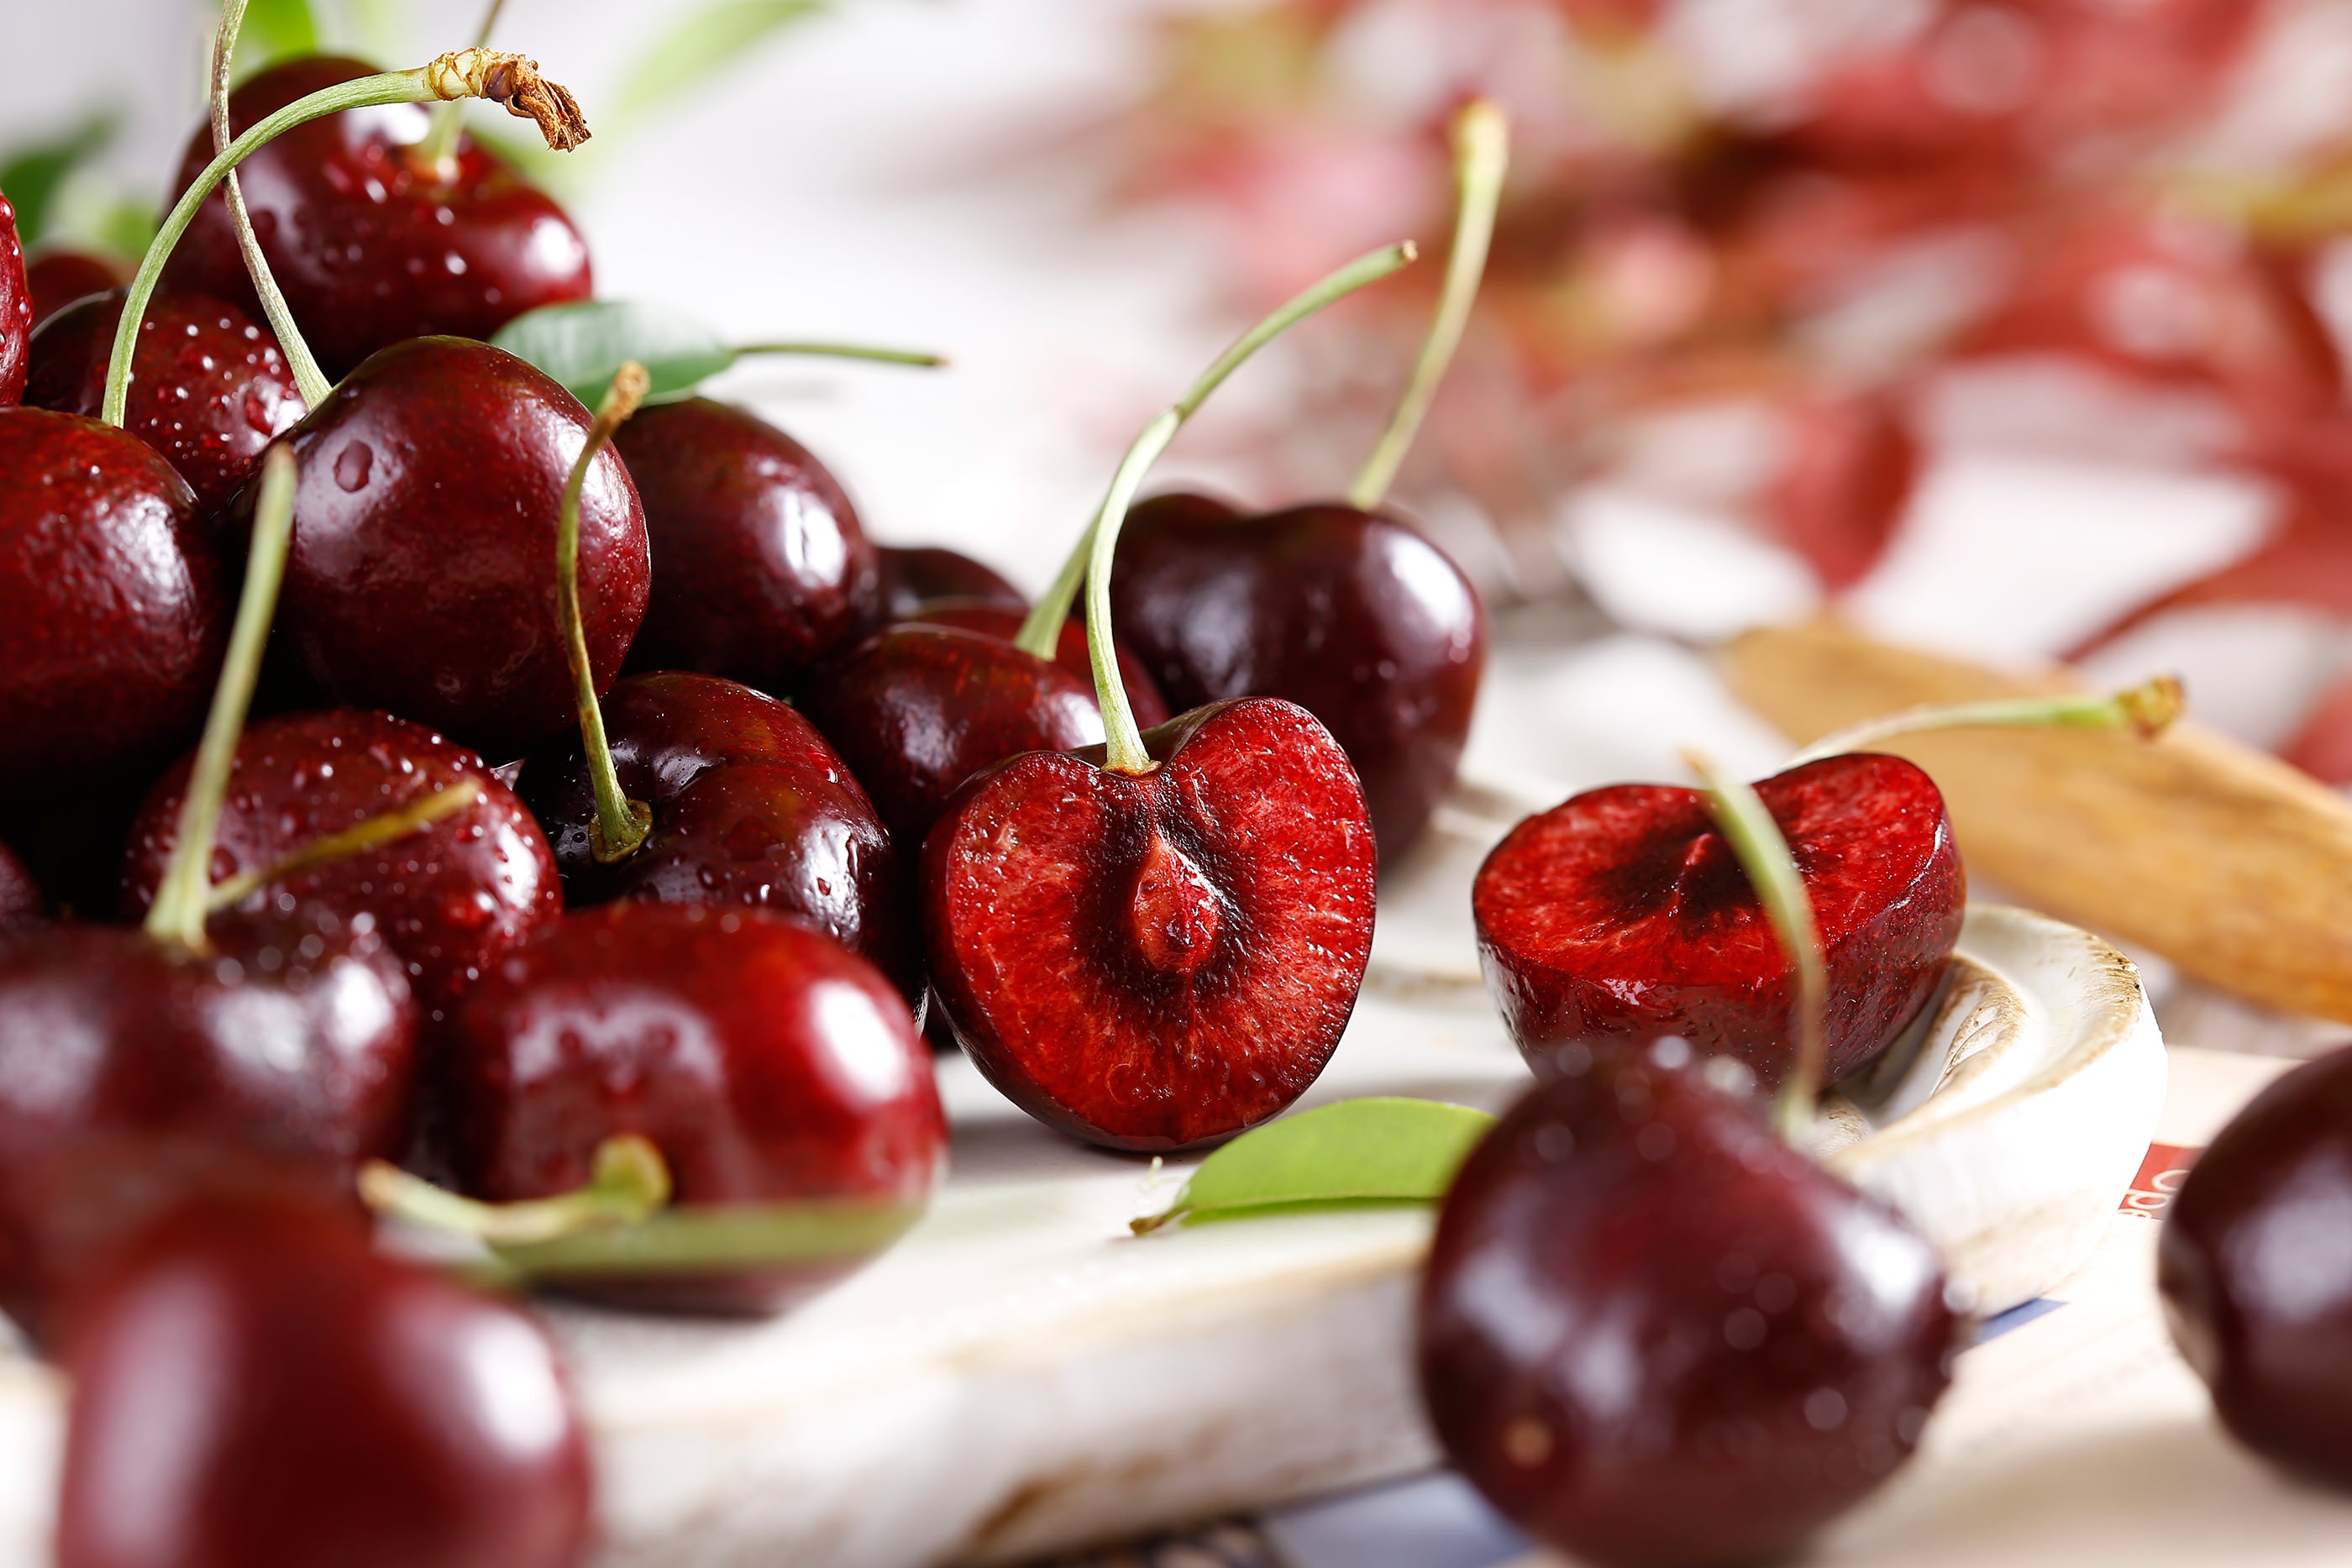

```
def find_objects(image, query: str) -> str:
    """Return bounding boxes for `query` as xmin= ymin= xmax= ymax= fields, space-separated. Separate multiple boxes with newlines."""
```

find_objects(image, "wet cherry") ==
xmin=0 ymin=192 xmax=26 ymax=404
xmin=24 ymin=250 xmax=128 ymax=330
xmin=905 ymin=598 xmax=1173 ymax=730
xmin=877 ymin=543 xmax=1025 ymax=621
xmin=0 ymin=840 xmax=44 ymax=933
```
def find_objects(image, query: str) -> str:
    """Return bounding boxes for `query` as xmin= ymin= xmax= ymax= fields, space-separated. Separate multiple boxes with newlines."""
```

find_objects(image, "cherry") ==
xmin=0 ymin=839 xmax=44 ymax=933
xmin=877 ymin=543 xmax=1025 ymax=621
xmin=2160 ymin=1041 xmax=2352 ymax=1486
xmin=1474 ymin=753 xmax=1961 ymax=1092
xmin=614 ymin=396 xmax=879 ymax=695
xmin=797 ymin=623 xmax=1105 ymax=861
xmin=445 ymin=900 xmax=945 ymax=1312
xmin=1420 ymin=1041 xmax=1958 ymax=1568
xmin=57 ymin=1197 xmax=592 ymax=1568
xmin=24 ymin=287 xmax=305 ymax=513
xmin=0 ymin=192 xmax=26 ymax=404
xmin=904 ymin=598 xmax=1174 ymax=730
xmin=24 ymin=250 xmax=129 ymax=331
xmin=119 ymin=708 xmax=562 ymax=1032
xmin=0 ymin=406 xmax=228 ymax=803
xmin=162 ymin=54 xmax=593 ymax=380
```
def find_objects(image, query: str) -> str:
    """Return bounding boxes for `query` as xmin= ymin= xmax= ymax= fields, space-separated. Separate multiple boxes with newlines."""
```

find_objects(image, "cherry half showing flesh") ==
xmin=58 ymin=1198 xmax=592 ymax=1568
xmin=1473 ymin=753 xmax=1964 ymax=1091
xmin=1420 ymin=1040 xmax=1959 ymax=1568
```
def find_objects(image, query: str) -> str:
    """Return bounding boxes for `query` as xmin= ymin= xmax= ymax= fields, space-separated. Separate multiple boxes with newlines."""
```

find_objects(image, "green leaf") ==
xmin=491 ymin=1197 xmax=922 ymax=1280
xmin=491 ymin=299 xmax=736 ymax=407
xmin=0 ymin=117 xmax=118 ymax=249
xmin=234 ymin=0 xmax=320 ymax=79
xmin=617 ymin=0 xmax=832 ymax=122
xmin=1133 ymin=1097 xmax=1496 ymax=1233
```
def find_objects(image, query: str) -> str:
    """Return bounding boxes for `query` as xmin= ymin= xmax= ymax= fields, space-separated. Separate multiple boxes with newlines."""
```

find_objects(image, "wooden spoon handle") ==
xmin=1721 ymin=621 xmax=2352 ymax=1025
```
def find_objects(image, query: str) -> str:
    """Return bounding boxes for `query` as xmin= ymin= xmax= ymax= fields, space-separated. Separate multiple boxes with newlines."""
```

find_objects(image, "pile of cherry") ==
xmin=1 ymin=24 xmax=2348 ymax=1568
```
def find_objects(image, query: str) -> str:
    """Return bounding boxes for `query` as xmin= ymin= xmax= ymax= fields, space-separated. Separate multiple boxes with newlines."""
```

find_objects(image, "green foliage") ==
xmin=617 ymin=0 xmax=831 ymax=122
xmin=234 ymin=0 xmax=321 ymax=80
xmin=0 ymin=118 xmax=117 ymax=249
xmin=1133 ymin=1097 xmax=1496 ymax=1232
xmin=491 ymin=299 xmax=736 ymax=406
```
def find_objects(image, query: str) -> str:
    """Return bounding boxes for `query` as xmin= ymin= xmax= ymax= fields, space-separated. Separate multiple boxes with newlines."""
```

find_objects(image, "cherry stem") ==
xmin=1786 ymin=675 xmax=2184 ymax=767
xmin=360 ymin=1133 xmax=671 ymax=1247
xmin=563 ymin=363 xmax=654 ymax=863
xmin=1347 ymin=100 xmax=1508 ymax=513
xmin=207 ymin=0 xmax=332 ymax=410
xmin=1014 ymin=239 xmax=1422 ymax=697
xmin=202 ymin=777 xmax=484 ymax=913
xmin=144 ymin=446 xmax=297 ymax=953
xmin=730 ymin=342 xmax=948 ymax=369
xmin=415 ymin=0 xmax=512 ymax=176
xmin=104 ymin=49 xmax=592 ymax=427
xmin=1684 ymin=750 xmax=1826 ymax=1146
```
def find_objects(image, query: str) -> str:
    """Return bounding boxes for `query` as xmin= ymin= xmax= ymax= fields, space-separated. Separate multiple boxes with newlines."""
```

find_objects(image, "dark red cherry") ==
xmin=24 ymin=250 xmax=129 ymax=331
xmin=0 ymin=839 xmax=43 ymax=933
xmin=223 ymin=336 xmax=648 ymax=760
xmin=450 ymin=901 xmax=945 ymax=1313
xmin=24 ymin=287 xmax=305 ymax=514
xmin=1473 ymin=753 xmax=1963 ymax=1091
xmin=162 ymin=55 xmax=593 ymax=380
xmin=0 ymin=407 xmax=228 ymax=803
xmin=1422 ymin=1041 xmax=1957 ymax=1568
xmin=0 ymin=192 xmax=26 ymax=405
xmin=921 ymin=697 xmax=1374 ymax=1151
xmin=799 ymin=623 xmax=1105 ymax=862
xmin=905 ymin=598 xmax=1173 ymax=729
xmin=876 ymin=543 xmax=1025 ymax=621
xmin=517 ymin=671 xmax=916 ymax=999
xmin=2160 ymin=1041 xmax=2352 ymax=1485
xmin=120 ymin=709 xmax=562 ymax=1032
xmin=0 ymin=905 xmax=415 ymax=1340
xmin=58 ymin=1197 xmax=593 ymax=1568
xmin=615 ymin=397 xmax=879 ymax=694
xmin=1109 ymin=491 xmax=1486 ymax=859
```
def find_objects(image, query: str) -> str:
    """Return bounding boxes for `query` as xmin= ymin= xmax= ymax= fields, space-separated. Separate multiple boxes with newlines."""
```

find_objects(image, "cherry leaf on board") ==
xmin=491 ymin=300 xmax=735 ymax=408
xmin=1131 ymin=1097 xmax=1495 ymax=1234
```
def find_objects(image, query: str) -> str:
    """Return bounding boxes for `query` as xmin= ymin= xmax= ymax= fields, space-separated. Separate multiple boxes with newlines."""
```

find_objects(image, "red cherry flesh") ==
xmin=517 ymin=671 xmax=918 ymax=999
xmin=0 ymin=193 xmax=26 ymax=404
xmin=120 ymin=709 xmax=562 ymax=1032
xmin=450 ymin=901 xmax=945 ymax=1313
xmin=877 ymin=543 xmax=1025 ymax=621
xmin=223 ymin=336 xmax=648 ymax=761
xmin=1110 ymin=490 xmax=1487 ymax=860
xmin=24 ymin=250 xmax=129 ymax=331
xmin=1420 ymin=1041 xmax=1958 ymax=1568
xmin=58 ymin=1198 xmax=593 ymax=1568
xmin=905 ymin=598 xmax=1174 ymax=729
xmin=0 ymin=407 xmax=228 ymax=803
xmin=798 ymin=623 xmax=1105 ymax=862
xmin=1473 ymin=753 xmax=1963 ymax=1091
xmin=162 ymin=55 xmax=593 ymax=379
xmin=921 ymin=697 xmax=1375 ymax=1151
xmin=616 ymin=396 xmax=880 ymax=694
xmin=25 ymin=287 xmax=305 ymax=514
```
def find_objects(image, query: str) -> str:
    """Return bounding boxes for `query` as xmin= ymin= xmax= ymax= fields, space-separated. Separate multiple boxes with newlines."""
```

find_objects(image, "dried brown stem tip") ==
xmin=423 ymin=48 xmax=591 ymax=151
xmin=2121 ymin=674 xmax=2187 ymax=739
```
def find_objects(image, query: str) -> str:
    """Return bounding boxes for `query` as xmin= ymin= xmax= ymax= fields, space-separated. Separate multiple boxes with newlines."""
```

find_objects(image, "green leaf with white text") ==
xmin=1133 ymin=1097 xmax=1496 ymax=1233
xmin=491 ymin=300 xmax=736 ymax=408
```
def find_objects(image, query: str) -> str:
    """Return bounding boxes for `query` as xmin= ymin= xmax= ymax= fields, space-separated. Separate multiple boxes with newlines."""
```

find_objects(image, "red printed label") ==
xmin=2118 ymin=1143 xmax=2197 ymax=1219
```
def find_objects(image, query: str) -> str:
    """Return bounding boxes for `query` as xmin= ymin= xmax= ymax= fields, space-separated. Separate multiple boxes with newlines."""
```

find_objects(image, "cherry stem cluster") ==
xmin=144 ymin=447 xmax=298 ymax=953
xmin=1786 ymin=676 xmax=2185 ymax=767
xmin=562 ymin=363 xmax=654 ymax=862
xmin=1683 ymin=750 xmax=1826 ymax=1146
xmin=104 ymin=48 xmax=591 ymax=427
xmin=360 ymin=1133 xmax=671 ymax=1247
xmin=208 ymin=0 xmax=332 ymax=409
xmin=1349 ymin=99 xmax=1508 ymax=512
xmin=415 ymin=0 xmax=512 ymax=176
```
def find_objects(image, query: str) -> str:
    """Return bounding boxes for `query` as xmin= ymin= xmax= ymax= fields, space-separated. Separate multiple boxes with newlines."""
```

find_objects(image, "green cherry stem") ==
xmin=202 ymin=777 xmax=486 ymax=913
xmin=208 ymin=0 xmax=331 ymax=409
xmin=415 ymin=0 xmax=512 ymax=178
xmin=1347 ymin=99 xmax=1508 ymax=512
xmin=1785 ymin=674 xmax=2186 ymax=767
xmin=730 ymin=341 xmax=948 ymax=369
xmin=1684 ymin=750 xmax=1825 ymax=1146
xmin=104 ymin=47 xmax=591 ymax=427
xmin=1012 ymin=239 xmax=1421 ymax=675
xmin=563 ymin=363 xmax=655 ymax=863
xmin=360 ymin=1133 xmax=671 ymax=1247
xmin=144 ymin=445 xmax=298 ymax=953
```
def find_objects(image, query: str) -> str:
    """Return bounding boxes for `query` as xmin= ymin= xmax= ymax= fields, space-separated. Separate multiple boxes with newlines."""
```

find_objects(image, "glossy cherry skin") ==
xmin=120 ymin=709 xmax=562 ymax=1033
xmin=1473 ymin=753 xmax=1964 ymax=1092
xmin=0 ymin=907 xmax=415 ymax=1341
xmin=2160 ymin=1041 xmax=2352 ymax=1486
xmin=877 ymin=543 xmax=1025 ymax=621
xmin=0 ymin=192 xmax=26 ymax=404
xmin=24 ymin=250 xmax=128 ymax=330
xmin=450 ymin=902 xmax=946 ymax=1313
xmin=57 ymin=1198 xmax=593 ymax=1568
xmin=800 ymin=624 xmax=1105 ymax=863
xmin=227 ymin=336 xmax=648 ymax=761
xmin=0 ymin=840 xmax=42 ymax=933
xmin=1421 ymin=1041 xmax=1958 ymax=1568
xmin=0 ymin=407 xmax=228 ymax=803
xmin=923 ymin=697 xmax=1375 ymax=1151
xmin=1110 ymin=491 xmax=1487 ymax=860
xmin=25 ymin=288 xmax=305 ymax=514
xmin=517 ymin=671 xmax=917 ymax=999
xmin=906 ymin=599 xmax=1174 ymax=729
xmin=163 ymin=55 xmax=593 ymax=379
xmin=617 ymin=397 xmax=880 ymax=694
